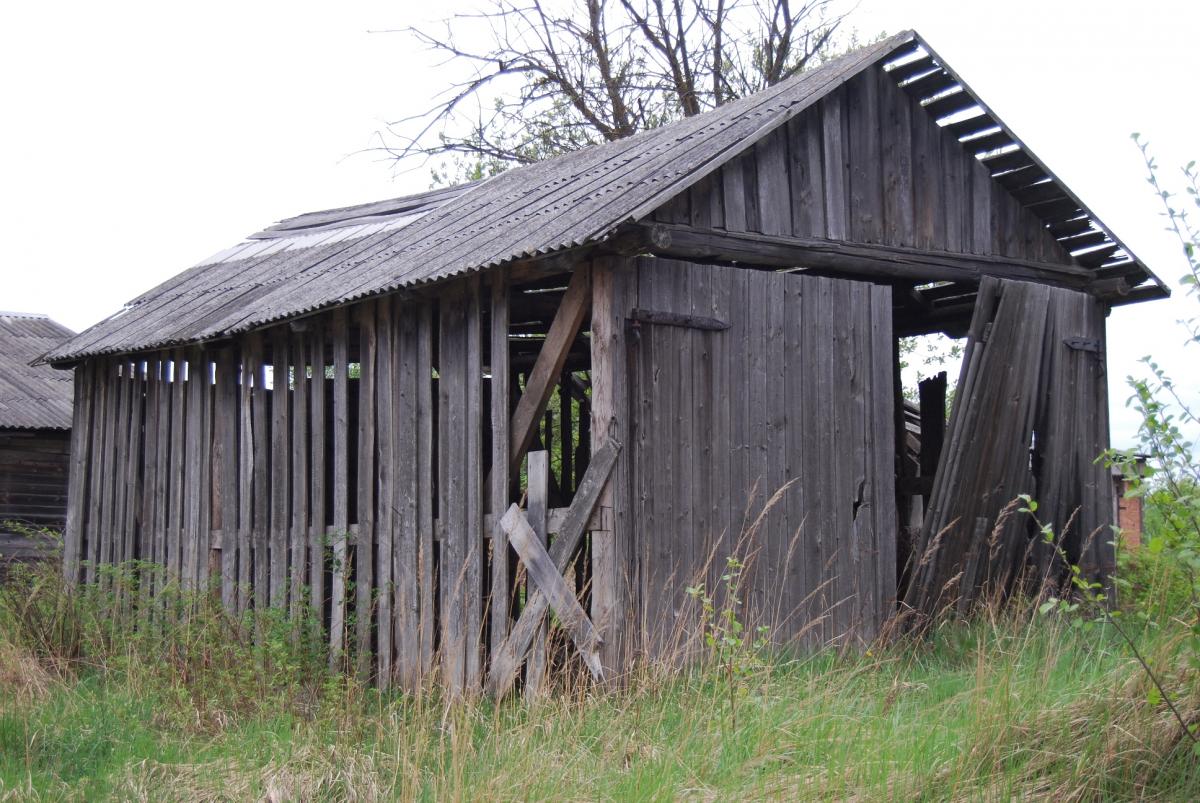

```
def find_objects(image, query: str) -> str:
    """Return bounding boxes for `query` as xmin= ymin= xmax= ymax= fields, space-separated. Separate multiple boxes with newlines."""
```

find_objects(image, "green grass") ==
xmin=2 ymin=598 xmax=1198 ymax=801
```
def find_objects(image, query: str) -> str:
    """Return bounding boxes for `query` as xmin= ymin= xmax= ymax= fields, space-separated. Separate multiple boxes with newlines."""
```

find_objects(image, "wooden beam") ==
xmin=508 ymin=266 xmax=592 ymax=473
xmin=500 ymin=504 xmax=603 ymax=682
xmin=486 ymin=436 xmax=620 ymax=697
xmin=631 ymin=222 xmax=1101 ymax=292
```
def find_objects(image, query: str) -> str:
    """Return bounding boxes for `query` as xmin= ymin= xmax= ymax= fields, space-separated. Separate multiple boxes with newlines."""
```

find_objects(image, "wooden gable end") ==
xmin=652 ymin=64 xmax=1072 ymax=268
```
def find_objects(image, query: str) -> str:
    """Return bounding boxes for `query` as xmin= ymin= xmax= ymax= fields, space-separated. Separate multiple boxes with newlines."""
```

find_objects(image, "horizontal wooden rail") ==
xmin=629 ymin=222 xmax=1109 ymax=293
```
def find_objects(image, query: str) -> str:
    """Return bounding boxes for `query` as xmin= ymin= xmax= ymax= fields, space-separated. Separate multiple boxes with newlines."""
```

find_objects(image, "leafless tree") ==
xmin=381 ymin=1 xmax=852 ymax=182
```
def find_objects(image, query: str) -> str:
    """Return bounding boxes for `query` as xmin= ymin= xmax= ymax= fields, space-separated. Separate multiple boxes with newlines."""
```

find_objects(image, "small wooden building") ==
xmin=44 ymin=31 xmax=1167 ymax=693
xmin=1 ymin=312 xmax=75 ymax=567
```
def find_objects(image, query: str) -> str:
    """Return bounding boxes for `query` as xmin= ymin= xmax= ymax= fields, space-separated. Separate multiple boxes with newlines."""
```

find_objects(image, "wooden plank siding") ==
xmin=652 ymin=64 xmax=1072 ymax=266
xmin=617 ymin=257 xmax=896 ymax=651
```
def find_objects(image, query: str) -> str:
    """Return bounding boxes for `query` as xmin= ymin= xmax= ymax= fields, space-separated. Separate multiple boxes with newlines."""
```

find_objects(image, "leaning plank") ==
xmin=486 ymin=436 xmax=620 ymax=697
xmin=500 ymin=504 xmax=603 ymax=681
xmin=508 ymin=266 xmax=592 ymax=473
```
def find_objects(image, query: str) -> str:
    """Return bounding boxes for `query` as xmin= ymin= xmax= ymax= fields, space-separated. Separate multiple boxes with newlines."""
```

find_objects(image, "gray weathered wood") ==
xmin=489 ymin=270 xmax=512 ymax=664
xmin=501 ymin=504 xmax=603 ymax=681
xmin=329 ymin=309 xmax=350 ymax=666
xmin=356 ymin=301 xmax=377 ymax=679
xmin=487 ymin=435 xmax=619 ymax=697
xmin=524 ymin=450 xmax=549 ymax=698
xmin=509 ymin=266 xmax=591 ymax=474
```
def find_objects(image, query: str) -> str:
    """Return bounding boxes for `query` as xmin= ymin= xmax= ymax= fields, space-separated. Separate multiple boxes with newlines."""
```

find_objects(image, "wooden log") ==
xmin=634 ymin=222 xmax=1096 ymax=290
xmin=500 ymin=504 xmax=603 ymax=681
xmin=508 ymin=266 xmax=592 ymax=474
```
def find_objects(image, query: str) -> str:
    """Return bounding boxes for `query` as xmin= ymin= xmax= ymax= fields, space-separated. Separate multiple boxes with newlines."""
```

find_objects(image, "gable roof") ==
xmin=0 ymin=313 xmax=75 ymax=429
xmin=45 ymin=30 xmax=1164 ymax=365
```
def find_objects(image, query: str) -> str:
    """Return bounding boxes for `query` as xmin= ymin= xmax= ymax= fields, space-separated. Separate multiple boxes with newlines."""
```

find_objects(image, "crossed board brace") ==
xmin=486 ymin=436 xmax=620 ymax=698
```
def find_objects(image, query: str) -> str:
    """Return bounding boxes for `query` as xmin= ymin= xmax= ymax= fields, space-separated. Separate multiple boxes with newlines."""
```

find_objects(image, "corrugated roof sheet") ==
xmin=0 ymin=313 xmax=75 ymax=429
xmin=46 ymin=32 xmax=916 ymax=363
xmin=45 ymin=29 xmax=1164 ymax=364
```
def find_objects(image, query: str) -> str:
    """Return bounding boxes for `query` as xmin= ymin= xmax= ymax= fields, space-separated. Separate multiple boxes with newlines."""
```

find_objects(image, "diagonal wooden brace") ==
xmin=500 ymin=504 xmax=604 ymax=681
xmin=486 ymin=436 xmax=620 ymax=697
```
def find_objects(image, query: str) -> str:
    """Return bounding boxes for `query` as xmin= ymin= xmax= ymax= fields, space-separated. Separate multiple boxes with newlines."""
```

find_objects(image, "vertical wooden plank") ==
xmin=590 ymin=256 xmax=635 ymax=674
xmin=330 ymin=309 xmax=350 ymax=667
xmin=438 ymin=285 xmax=467 ymax=694
xmin=182 ymin=350 xmax=205 ymax=591
xmin=465 ymin=276 xmax=485 ymax=691
xmin=375 ymin=300 xmax=395 ymax=687
xmin=722 ymin=159 xmax=748 ymax=233
xmin=847 ymin=70 xmax=884 ymax=244
xmin=416 ymin=304 xmax=435 ymax=678
xmin=138 ymin=360 xmax=159 ymax=598
xmin=524 ymin=450 xmax=549 ymax=698
xmin=269 ymin=330 xmax=290 ymax=606
xmin=152 ymin=355 xmax=171 ymax=591
xmin=63 ymin=361 xmax=93 ymax=583
xmin=969 ymin=160 xmax=993 ymax=254
xmin=822 ymin=91 xmax=849 ymax=242
xmin=215 ymin=349 xmax=239 ymax=611
xmin=489 ymin=270 xmax=512 ymax=663
xmin=394 ymin=301 xmax=420 ymax=689
xmin=290 ymin=332 xmax=309 ymax=623
xmin=941 ymin=132 xmax=966 ymax=253
xmin=356 ymin=301 xmax=377 ymax=679
xmin=237 ymin=341 xmax=255 ymax=614
xmin=83 ymin=361 xmax=107 ymax=583
xmin=108 ymin=362 xmax=131 ymax=571
xmin=866 ymin=287 xmax=892 ymax=628
xmin=249 ymin=334 xmax=270 ymax=611
xmin=309 ymin=328 xmax=326 ymax=625
xmin=880 ymin=72 xmax=915 ymax=247
xmin=756 ymin=128 xmax=791 ymax=236
xmin=783 ymin=274 xmax=809 ymax=641
xmin=199 ymin=354 xmax=215 ymax=591
xmin=788 ymin=112 xmax=827 ymax=239
xmin=166 ymin=351 xmax=186 ymax=585
xmin=912 ymin=93 xmax=944 ymax=251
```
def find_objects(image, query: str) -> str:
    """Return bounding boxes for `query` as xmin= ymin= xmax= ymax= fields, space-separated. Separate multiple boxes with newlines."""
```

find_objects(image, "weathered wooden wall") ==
xmin=655 ymin=64 xmax=1072 ymax=266
xmin=0 ymin=430 xmax=71 ymax=567
xmin=607 ymin=258 xmax=896 ymax=652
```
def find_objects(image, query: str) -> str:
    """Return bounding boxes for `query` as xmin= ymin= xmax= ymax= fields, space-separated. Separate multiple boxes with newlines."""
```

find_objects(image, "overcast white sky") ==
xmin=2 ymin=0 xmax=1197 ymax=447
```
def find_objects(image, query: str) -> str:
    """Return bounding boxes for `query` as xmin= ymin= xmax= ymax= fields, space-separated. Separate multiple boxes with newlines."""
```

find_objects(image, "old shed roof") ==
xmin=0 ymin=313 xmax=75 ymax=429
xmin=46 ymin=30 xmax=1165 ymax=364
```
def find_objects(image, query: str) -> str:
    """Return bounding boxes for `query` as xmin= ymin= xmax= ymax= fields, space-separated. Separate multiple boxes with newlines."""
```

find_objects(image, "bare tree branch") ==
xmin=381 ymin=0 xmax=856 ymax=184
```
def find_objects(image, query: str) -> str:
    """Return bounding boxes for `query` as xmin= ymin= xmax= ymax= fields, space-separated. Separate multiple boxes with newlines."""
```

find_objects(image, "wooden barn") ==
xmin=1 ymin=312 xmax=75 ymax=568
xmin=43 ymin=31 xmax=1167 ymax=694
